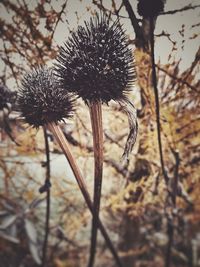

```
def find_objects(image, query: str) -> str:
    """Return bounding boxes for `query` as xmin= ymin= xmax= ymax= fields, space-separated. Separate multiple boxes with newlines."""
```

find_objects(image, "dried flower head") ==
xmin=0 ymin=84 xmax=13 ymax=110
xmin=18 ymin=67 xmax=74 ymax=127
xmin=137 ymin=0 xmax=165 ymax=18
xmin=55 ymin=13 xmax=135 ymax=103
xmin=0 ymin=84 xmax=19 ymax=144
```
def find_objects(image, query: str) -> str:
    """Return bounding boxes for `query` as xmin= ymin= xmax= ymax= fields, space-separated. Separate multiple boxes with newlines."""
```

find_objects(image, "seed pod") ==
xmin=18 ymin=67 xmax=74 ymax=127
xmin=137 ymin=0 xmax=165 ymax=18
xmin=55 ymin=13 xmax=136 ymax=104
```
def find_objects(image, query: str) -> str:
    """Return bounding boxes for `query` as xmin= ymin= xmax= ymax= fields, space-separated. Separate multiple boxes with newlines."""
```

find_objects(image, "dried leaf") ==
xmin=25 ymin=219 xmax=41 ymax=264
xmin=25 ymin=219 xmax=37 ymax=243
xmin=29 ymin=242 xmax=42 ymax=265
xmin=119 ymin=97 xmax=138 ymax=164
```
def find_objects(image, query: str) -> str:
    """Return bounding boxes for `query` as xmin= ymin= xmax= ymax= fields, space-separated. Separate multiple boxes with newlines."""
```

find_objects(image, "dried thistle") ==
xmin=55 ymin=13 xmax=135 ymax=103
xmin=18 ymin=66 xmax=121 ymax=267
xmin=55 ymin=13 xmax=136 ymax=267
xmin=0 ymin=84 xmax=18 ymax=144
xmin=18 ymin=67 xmax=74 ymax=127
xmin=137 ymin=0 xmax=165 ymax=18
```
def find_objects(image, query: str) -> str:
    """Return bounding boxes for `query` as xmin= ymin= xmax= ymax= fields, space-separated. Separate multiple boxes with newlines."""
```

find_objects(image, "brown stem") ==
xmin=41 ymin=127 xmax=51 ymax=267
xmin=47 ymin=122 xmax=123 ymax=267
xmin=165 ymin=150 xmax=180 ymax=267
xmin=88 ymin=101 xmax=103 ymax=267
xmin=149 ymin=17 xmax=169 ymax=185
xmin=149 ymin=17 xmax=171 ymax=267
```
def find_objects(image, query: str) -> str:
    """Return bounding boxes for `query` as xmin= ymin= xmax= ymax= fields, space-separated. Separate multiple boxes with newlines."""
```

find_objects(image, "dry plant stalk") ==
xmin=48 ymin=122 xmax=122 ymax=267
xmin=88 ymin=101 xmax=103 ymax=267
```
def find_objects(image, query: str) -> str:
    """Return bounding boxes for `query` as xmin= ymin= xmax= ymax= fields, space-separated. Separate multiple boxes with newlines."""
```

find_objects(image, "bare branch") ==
xmin=122 ymin=0 xmax=141 ymax=38
xmin=161 ymin=4 xmax=200 ymax=15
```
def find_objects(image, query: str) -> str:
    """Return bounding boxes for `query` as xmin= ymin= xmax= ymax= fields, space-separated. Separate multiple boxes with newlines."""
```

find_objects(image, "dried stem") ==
xmin=165 ymin=150 xmax=180 ymax=267
xmin=41 ymin=127 xmax=51 ymax=267
xmin=149 ymin=17 xmax=178 ymax=267
xmin=165 ymin=220 xmax=173 ymax=267
xmin=47 ymin=122 xmax=123 ymax=267
xmin=88 ymin=101 xmax=103 ymax=267
xmin=149 ymin=18 xmax=169 ymax=185
xmin=122 ymin=0 xmax=141 ymax=39
xmin=172 ymin=150 xmax=180 ymax=207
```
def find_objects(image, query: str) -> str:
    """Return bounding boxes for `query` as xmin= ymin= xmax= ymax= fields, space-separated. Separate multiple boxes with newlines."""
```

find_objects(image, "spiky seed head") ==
xmin=137 ymin=0 xmax=165 ymax=18
xmin=18 ymin=67 xmax=74 ymax=127
xmin=55 ymin=13 xmax=136 ymax=104
xmin=0 ymin=84 xmax=13 ymax=110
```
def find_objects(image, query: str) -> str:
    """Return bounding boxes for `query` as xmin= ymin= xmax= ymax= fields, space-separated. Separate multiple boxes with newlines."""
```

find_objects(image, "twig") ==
xmin=149 ymin=18 xmax=169 ymax=184
xmin=41 ymin=127 xmax=51 ymax=267
xmin=122 ymin=0 xmax=142 ymax=39
xmin=156 ymin=65 xmax=198 ymax=93
xmin=2 ymin=41 xmax=19 ymax=87
xmin=172 ymin=150 xmax=180 ymax=207
xmin=161 ymin=4 xmax=200 ymax=15
xmin=50 ymin=0 xmax=68 ymax=41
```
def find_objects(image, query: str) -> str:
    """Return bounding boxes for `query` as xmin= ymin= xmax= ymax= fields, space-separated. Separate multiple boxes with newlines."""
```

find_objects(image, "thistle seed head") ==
xmin=18 ymin=67 xmax=74 ymax=127
xmin=0 ymin=84 xmax=13 ymax=110
xmin=55 ymin=13 xmax=136 ymax=104
xmin=137 ymin=0 xmax=165 ymax=18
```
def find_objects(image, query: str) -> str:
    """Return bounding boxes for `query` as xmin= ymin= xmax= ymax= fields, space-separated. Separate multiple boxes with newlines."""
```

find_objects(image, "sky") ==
xmin=0 ymin=0 xmax=199 ymax=88
xmin=50 ymin=0 xmax=200 ymax=69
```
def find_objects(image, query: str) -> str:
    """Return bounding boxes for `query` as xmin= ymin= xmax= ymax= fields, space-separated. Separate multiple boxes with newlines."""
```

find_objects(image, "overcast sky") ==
xmin=52 ymin=0 xmax=200 ymax=71
xmin=0 ymin=0 xmax=199 ymax=88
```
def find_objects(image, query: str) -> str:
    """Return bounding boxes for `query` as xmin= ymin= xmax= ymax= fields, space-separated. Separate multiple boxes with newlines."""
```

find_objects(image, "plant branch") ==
xmin=161 ymin=4 xmax=200 ymax=15
xmin=156 ymin=65 xmax=198 ymax=93
xmin=122 ymin=0 xmax=141 ymax=38
xmin=172 ymin=150 xmax=180 ymax=206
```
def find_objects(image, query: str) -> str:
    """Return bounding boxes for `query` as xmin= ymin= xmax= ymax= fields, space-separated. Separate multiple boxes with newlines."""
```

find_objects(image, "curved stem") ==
xmin=41 ymin=127 xmax=51 ymax=267
xmin=47 ymin=122 xmax=123 ymax=267
xmin=87 ymin=102 xmax=103 ymax=267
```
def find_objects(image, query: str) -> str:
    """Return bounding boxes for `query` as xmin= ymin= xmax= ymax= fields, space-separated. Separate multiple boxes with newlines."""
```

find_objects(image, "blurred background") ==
xmin=0 ymin=1 xmax=199 ymax=267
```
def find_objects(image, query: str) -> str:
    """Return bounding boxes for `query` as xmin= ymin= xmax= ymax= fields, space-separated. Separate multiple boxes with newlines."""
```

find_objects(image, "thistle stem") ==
xmin=41 ymin=127 xmax=51 ymax=267
xmin=88 ymin=101 xmax=103 ymax=267
xmin=47 ymin=122 xmax=123 ymax=267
